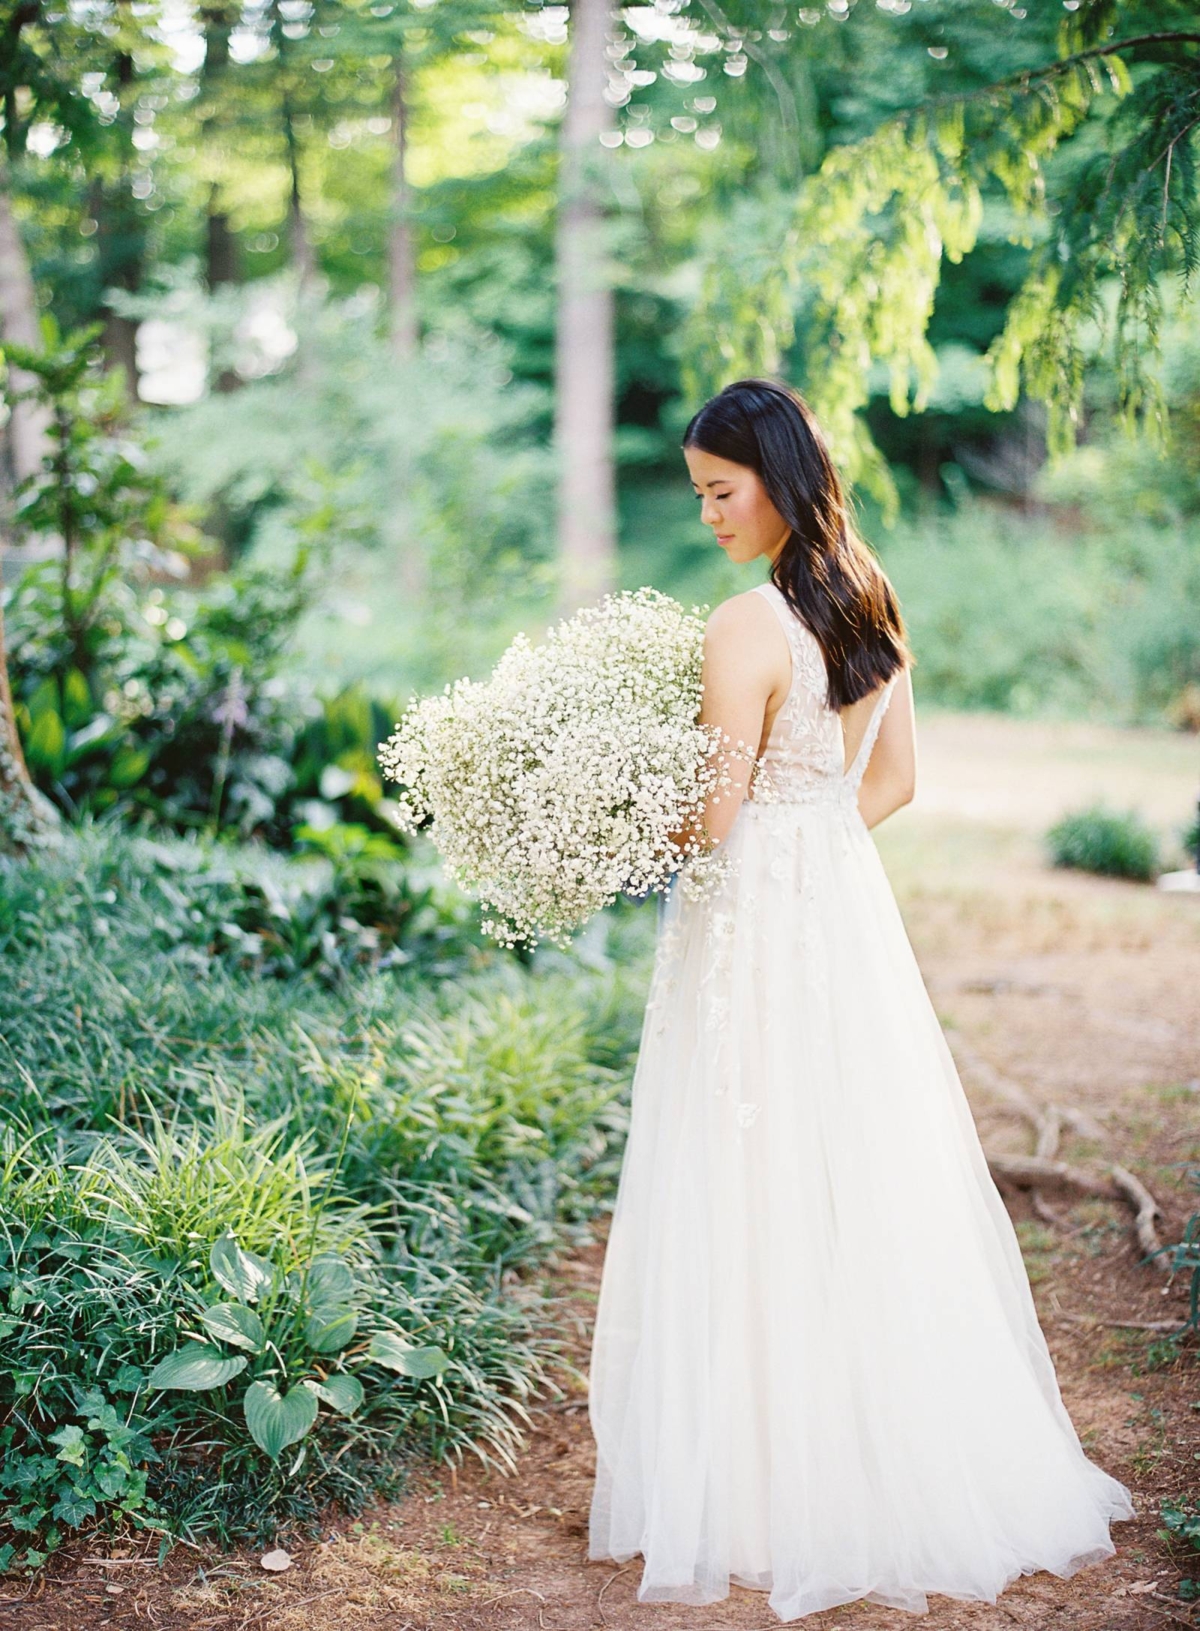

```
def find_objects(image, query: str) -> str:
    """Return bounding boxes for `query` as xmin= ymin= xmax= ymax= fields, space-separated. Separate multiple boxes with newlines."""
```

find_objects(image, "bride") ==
xmin=586 ymin=379 xmax=1135 ymax=1622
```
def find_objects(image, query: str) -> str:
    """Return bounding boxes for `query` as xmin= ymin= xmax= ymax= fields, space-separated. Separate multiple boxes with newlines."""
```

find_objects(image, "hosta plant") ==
xmin=147 ymin=1234 xmax=449 ymax=1464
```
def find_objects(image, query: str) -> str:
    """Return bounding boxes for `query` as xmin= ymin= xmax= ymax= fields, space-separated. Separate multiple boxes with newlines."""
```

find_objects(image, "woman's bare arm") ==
xmin=670 ymin=593 xmax=788 ymax=854
xmin=856 ymin=665 xmax=916 ymax=830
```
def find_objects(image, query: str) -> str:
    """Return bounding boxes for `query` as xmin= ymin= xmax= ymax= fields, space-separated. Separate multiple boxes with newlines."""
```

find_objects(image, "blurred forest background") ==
xmin=0 ymin=0 xmax=1198 ymax=1590
xmin=2 ymin=0 xmax=1200 ymax=854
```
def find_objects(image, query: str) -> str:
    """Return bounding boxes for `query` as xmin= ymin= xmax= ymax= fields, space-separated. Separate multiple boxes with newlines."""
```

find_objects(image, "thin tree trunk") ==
xmin=0 ymin=554 xmax=53 ymax=853
xmin=200 ymin=8 xmax=241 ymax=394
xmin=0 ymin=153 xmax=49 ymax=490
xmin=283 ymin=93 xmax=317 ymax=290
xmin=0 ymin=118 xmax=56 ymax=849
xmin=554 ymin=0 xmax=617 ymax=613
xmin=206 ymin=192 xmax=239 ymax=293
xmin=200 ymin=9 xmax=239 ymax=296
xmin=388 ymin=56 xmax=418 ymax=362
xmin=97 ymin=44 xmax=144 ymax=402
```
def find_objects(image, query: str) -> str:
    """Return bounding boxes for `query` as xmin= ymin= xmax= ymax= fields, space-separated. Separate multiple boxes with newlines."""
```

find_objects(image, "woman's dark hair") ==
xmin=683 ymin=378 xmax=912 ymax=710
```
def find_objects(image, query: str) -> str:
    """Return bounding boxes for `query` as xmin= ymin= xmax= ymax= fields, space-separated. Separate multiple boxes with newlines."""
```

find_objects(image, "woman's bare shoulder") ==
xmin=703 ymin=587 xmax=788 ymax=681
xmin=704 ymin=586 xmax=777 ymax=640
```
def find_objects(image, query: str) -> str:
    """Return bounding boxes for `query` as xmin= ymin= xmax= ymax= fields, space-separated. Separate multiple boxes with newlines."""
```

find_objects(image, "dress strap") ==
xmin=752 ymin=582 xmax=804 ymax=651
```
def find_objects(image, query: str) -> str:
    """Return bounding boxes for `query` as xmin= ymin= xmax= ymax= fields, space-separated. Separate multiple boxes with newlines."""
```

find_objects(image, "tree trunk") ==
xmin=200 ymin=9 xmax=241 ymax=392
xmin=0 ymin=552 xmax=53 ymax=853
xmin=554 ymin=0 xmax=617 ymax=613
xmin=283 ymin=94 xmax=317 ymax=290
xmin=200 ymin=9 xmax=239 ymax=299
xmin=388 ymin=56 xmax=418 ymax=363
xmin=96 ymin=45 xmax=144 ymax=402
xmin=0 ymin=152 xmax=49 ymax=491
xmin=0 ymin=123 xmax=56 ymax=850
xmin=206 ymin=194 xmax=239 ymax=293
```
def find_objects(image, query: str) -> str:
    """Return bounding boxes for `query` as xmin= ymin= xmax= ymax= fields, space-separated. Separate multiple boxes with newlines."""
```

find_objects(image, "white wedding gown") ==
xmin=587 ymin=580 xmax=1135 ymax=1622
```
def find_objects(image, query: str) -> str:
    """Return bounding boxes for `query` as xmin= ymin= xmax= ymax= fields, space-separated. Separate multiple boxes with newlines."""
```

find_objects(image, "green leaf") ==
xmin=50 ymin=1492 xmax=95 ymax=1528
xmin=201 ymin=1303 xmax=266 ymax=1354
xmin=25 ymin=707 xmax=65 ymax=776
xmin=209 ymin=1236 xmax=274 ymax=1304
xmin=107 ymin=745 xmax=151 ymax=789
xmin=6 ymin=1508 xmax=45 ymax=1534
xmin=47 ymin=1426 xmax=86 ymax=1468
xmin=94 ymin=1461 xmax=129 ymax=1498
xmin=147 ymin=1344 xmax=248 ymax=1392
xmin=366 ymin=1332 xmax=450 ymax=1379
xmin=243 ymin=1380 xmax=318 ymax=1461
xmin=26 ymin=676 xmax=59 ymax=723
xmin=305 ymin=1374 xmax=364 ymax=1416
xmin=306 ymin=1306 xmax=357 ymax=1355
xmin=305 ymin=1256 xmax=356 ymax=1311
xmin=61 ymin=667 xmax=91 ymax=729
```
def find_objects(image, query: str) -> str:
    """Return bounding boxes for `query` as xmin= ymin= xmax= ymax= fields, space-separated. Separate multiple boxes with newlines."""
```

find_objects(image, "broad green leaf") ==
xmin=306 ymin=1374 xmax=364 ymax=1416
xmin=25 ymin=707 xmax=65 ymax=776
xmin=27 ymin=676 xmax=59 ymax=723
xmin=95 ymin=1462 xmax=130 ymax=1498
xmin=305 ymin=1255 xmax=356 ymax=1310
xmin=147 ymin=1343 xmax=248 ymax=1392
xmin=366 ymin=1332 xmax=450 ymax=1379
xmin=243 ymin=1380 xmax=318 ymax=1461
xmin=52 ymin=1492 xmax=96 ymax=1527
xmin=210 ymin=1235 xmax=274 ymax=1304
xmin=306 ymin=1306 xmax=357 ymax=1355
xmin=107 ymin=745 xmax=151 ymax=789
xmin=201 ymin=1302 xmax=266 ymax=1354
xmin=61 ymin=667 xmax=91 ymax=728
xmin=48 ymin=1425 xmax=86 ymax=1466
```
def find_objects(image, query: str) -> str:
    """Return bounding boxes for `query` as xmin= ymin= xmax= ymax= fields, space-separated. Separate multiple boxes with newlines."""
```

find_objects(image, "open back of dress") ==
xmin=587 ymin=583 xmax=1133 ymax=1622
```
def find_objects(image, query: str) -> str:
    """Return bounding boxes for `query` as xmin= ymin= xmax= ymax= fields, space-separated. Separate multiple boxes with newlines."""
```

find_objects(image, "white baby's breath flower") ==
xmin=377 ymin=587 xmax=749 ymax=948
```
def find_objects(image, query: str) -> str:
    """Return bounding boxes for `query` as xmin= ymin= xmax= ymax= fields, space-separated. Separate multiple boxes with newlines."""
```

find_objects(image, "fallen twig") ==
xmin=596 ymin=1563 xmax=634 ymax=1626
xmin=952 ymin=1036 xmax=1172 ymax=1271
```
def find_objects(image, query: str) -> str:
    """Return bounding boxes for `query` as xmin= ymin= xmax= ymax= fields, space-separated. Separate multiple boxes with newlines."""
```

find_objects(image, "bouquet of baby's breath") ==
xmin=378 ymin=587 xmax=738 ymax=948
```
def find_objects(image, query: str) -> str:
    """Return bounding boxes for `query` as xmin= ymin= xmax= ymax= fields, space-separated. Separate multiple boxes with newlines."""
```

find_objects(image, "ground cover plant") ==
xmin=1046 ymin=803 xmax=1162 ymax=882
xmin=0 ymin=828 xmax=650 ymax=1565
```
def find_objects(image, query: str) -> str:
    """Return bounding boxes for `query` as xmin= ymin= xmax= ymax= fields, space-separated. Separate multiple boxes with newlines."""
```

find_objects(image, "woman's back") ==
xmin=746 ymin=582 xmax=897 ymax=813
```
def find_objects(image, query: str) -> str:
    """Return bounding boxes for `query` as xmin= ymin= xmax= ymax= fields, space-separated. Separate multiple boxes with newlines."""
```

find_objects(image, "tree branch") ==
xmin=905 ymin=31 xmax=1200 ymax=122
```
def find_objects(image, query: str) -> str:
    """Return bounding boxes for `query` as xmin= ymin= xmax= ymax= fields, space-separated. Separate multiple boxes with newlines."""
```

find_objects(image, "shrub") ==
xmin=1184 ymin=812 xmax=1200 ymax=865
xmin=0 ymin=1112 xmax=555 ymax=1562
xmin=3 ymin=326 xmax=409 ymax=845
xmin=857 ymin=499 xmax=1200 ymax=727
xmin=7 ymin=559 xmax=409 ymax=847
xmin=1045 ymin=804 xmax=1160 ymax=881
xmin=0 ymin=830 xmax=646 ymax=1560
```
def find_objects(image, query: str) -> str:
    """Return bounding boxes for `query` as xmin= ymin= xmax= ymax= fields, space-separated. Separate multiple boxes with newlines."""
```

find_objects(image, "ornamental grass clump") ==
xmin=378 ymin=588 xmax=738 ymax=947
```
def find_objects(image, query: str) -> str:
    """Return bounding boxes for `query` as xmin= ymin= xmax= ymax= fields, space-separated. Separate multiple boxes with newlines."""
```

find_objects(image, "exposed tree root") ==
xmin=951 ymin=1037 xmax=1170 ymax=1272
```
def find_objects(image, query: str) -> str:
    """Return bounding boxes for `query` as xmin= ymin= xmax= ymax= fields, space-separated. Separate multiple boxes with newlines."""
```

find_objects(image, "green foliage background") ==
xmin=2 ymin=0 xmax=1199 ymax=1580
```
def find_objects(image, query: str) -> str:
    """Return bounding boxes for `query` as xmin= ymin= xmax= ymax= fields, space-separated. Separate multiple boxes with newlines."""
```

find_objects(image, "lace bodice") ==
xmin=746 ymin=582 xmax=897 ymax=812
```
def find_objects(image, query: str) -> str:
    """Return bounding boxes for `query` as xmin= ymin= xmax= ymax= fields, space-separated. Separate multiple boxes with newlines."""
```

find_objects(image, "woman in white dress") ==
xmin=587 ymin=379 xmax=1135 ymax=1622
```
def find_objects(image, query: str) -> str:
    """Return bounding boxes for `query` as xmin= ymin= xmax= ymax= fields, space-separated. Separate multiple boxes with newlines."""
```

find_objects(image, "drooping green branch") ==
xmin=684 ymin=23 xmax=1200 ymax=503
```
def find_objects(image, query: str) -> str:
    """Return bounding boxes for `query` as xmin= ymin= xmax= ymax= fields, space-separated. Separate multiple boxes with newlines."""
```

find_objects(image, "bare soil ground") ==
xmin=5 ymin=714 xmax=1199 ymax=1631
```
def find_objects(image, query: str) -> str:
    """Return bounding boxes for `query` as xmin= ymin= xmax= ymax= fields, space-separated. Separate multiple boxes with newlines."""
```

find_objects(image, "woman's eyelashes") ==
xmin=693 ymin=492 xmax=733 ymax=503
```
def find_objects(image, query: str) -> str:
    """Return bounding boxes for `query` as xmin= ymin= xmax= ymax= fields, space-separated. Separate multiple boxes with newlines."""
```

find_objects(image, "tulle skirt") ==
xmin=587 ymin=796 xmax=1135 ymax=1622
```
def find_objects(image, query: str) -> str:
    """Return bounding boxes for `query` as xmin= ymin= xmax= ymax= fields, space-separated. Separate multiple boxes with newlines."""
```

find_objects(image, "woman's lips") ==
xmin=716 ymin=534 xmax=734 ymax=546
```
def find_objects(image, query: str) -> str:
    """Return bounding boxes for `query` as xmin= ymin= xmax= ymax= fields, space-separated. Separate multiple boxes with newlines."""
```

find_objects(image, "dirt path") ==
xmin=7 ymin=720 xmax=1200 ymax=1631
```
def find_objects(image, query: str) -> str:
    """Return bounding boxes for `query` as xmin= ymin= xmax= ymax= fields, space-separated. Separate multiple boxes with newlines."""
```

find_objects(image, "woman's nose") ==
xmin=701 ymin=497 xmax=720 ymax=527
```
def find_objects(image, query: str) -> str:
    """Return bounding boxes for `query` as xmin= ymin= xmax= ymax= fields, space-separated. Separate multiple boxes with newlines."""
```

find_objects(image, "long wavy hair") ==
xmin=683 ymin=378 xmax=913 ymax=710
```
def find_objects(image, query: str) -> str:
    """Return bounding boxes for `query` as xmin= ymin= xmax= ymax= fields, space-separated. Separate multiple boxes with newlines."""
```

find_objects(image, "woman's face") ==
xmin=683 ymin=446 xmax=791 ymax=566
